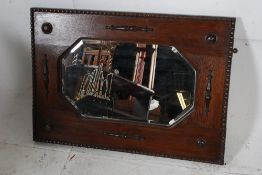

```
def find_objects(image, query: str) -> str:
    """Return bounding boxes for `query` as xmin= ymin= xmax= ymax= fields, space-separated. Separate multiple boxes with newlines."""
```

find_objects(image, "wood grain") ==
xmin=31 ymin=8 xmax=236 ymax=164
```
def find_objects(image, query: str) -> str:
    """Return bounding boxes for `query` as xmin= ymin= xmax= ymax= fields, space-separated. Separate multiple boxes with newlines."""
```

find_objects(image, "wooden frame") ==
xmin=31 ymin=8 xmax=236 ymax=164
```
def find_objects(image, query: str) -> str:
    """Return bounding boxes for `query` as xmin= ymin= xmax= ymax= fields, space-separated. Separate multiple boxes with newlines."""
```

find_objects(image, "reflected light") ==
xmin=70 ymin=40 xmax=83 ymax=53
xmin=177 ymin=92 xmax=187 ymax=110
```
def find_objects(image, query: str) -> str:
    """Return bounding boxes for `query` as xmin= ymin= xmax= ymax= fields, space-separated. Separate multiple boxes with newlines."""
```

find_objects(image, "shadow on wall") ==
xmin=0 ymin=26 xmax=32 ymax=123
xmin=0 ymin=26 xmax=31 ymax=93
xmin=224 ymin=18 xmax=258 ymax=163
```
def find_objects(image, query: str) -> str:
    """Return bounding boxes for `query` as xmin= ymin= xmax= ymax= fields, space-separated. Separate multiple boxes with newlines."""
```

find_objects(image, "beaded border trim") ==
xmin=31 ymin=7 xmax=236 ymax=164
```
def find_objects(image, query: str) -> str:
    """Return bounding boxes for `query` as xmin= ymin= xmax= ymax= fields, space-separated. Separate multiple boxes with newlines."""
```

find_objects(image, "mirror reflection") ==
xmin=61 ymin=39 xmax=195 ymax=126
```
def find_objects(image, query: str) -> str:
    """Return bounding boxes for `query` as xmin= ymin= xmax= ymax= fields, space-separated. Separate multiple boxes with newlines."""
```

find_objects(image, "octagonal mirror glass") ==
xmin=60 ymin=39 xmax=195 ymax=126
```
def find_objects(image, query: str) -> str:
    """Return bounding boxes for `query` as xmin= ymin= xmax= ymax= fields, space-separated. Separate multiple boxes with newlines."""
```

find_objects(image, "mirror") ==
xmin=61 ymin=39 xmax=195 ymax=126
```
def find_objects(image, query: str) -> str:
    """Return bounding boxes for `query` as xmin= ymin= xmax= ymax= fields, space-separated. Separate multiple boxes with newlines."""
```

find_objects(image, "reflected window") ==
xmin=61 ymin=39 xmax=195 ymax=126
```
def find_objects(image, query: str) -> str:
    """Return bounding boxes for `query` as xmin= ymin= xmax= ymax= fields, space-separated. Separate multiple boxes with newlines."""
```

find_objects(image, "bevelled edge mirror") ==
xmin=31 ymin=8 xmax=236 ymax=164
xmin=60 ymin=39 xmax=196 ymax=126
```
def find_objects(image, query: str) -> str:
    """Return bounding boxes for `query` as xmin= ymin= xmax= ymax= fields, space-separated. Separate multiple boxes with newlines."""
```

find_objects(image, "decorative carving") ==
xmin=43 ymin=54 xmax=49 ymax=96
xmin=204 ymin=70 xmax=213 ymax=115
xmin=103 ymin=131 xmax=145 ymax=141
xmin=105 ymin=25 xmax=153 ymax=32
xmin=219 ymin=20 xmax=236 ymax=164
xmin=31 ymin=8 xmax=236 ymax=164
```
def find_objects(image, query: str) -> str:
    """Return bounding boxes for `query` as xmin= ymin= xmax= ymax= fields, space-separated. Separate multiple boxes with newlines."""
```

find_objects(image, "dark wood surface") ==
xmin=31 ymin=8 xmax=236 ymax=164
